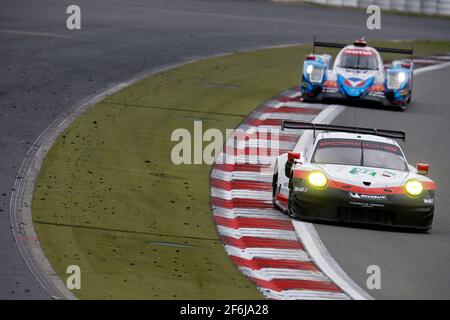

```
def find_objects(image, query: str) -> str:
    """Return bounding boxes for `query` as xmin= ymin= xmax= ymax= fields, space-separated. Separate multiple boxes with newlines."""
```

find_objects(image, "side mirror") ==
xmin=288 ymin=152 xmax=301 ymax=162
xmin=285 ymin=152 xmax=301 ymax=178
xmin=417 ymin=163 xmax=429 ymax=175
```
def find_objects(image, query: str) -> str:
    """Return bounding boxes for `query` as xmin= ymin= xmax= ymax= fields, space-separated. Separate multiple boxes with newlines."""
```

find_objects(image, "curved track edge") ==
xmin=8 ymin=43 xmax=306 ymax=300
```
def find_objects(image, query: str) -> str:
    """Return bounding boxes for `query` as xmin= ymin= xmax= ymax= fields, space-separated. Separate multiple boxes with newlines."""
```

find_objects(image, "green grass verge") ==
xmin=32 ymin=40 xmax=450 ymax=299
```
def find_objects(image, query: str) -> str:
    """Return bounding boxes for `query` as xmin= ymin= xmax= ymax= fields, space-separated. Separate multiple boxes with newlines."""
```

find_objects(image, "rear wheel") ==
xmin=272 ymin=172 xmax=278 ymax=206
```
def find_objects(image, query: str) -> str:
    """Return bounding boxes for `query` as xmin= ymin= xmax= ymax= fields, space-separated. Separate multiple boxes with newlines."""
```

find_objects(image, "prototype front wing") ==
xmin=303 ymin=80 xmax=410 ymax=108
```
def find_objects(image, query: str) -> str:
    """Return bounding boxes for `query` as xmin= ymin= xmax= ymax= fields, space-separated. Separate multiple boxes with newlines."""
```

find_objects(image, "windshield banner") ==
xmin=317 ymin=139 xmax=402 ymax=155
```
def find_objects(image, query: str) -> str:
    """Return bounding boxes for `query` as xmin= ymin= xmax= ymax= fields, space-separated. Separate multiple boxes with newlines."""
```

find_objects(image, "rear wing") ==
xmin=312 ymin=35 xmax=414 ymax=57
xmin=282 ymin=121 xmax=406 ymax=141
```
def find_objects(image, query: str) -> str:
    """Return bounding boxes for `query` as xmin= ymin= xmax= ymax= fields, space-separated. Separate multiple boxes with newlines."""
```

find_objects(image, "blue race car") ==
xmin=301 ymin=38 xmax=414 ymax=110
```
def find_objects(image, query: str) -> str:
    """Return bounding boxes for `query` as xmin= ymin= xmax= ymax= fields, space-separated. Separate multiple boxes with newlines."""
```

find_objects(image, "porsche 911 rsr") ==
xmin=301 ymin=38 xmax=414 ymax=110
xmin=272 ymin=122 xmax=435 ymax=231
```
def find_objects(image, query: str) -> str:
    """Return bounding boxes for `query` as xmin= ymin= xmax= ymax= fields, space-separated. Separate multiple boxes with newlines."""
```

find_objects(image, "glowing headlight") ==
xmin=306 ymin=64 xmax=314 ymax=74
xmin=387 ymin=71 xmax=407 ymax=90
xmin=405 ymin=180 xmax=423 ymax=196
xmin=308 ymin=171 xmax=328 ymax=189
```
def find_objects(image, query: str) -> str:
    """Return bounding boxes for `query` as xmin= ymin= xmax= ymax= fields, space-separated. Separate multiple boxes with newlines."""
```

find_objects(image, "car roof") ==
xmin=316 ymin=131 xmax=400 ymax=146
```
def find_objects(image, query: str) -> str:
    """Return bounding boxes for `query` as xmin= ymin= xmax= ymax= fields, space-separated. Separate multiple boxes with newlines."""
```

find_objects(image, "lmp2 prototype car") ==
xmin=272 ymin=122 xmax=435 ymax=231
xmin=301 ymin=38 xmax=414 ymax=109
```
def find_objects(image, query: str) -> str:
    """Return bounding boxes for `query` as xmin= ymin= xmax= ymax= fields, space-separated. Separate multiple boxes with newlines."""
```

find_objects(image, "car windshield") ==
xmin=338 ymin=49 xmax=378 ymax=70
xmin=312 ymin=139 xmax=408 ymax=171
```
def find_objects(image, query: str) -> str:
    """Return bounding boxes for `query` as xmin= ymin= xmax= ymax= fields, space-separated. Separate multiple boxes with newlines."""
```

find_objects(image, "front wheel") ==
xmin=407 ymin=89 xmax=412 ymax=104
xmin=287 ymin=188 xmax=294 ymax=218
xmin=398 ymin=103 xmax=407 ymax=111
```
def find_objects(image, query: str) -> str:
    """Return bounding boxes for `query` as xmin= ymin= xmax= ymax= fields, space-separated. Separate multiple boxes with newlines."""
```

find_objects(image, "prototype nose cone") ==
xmin=338 ymin=75 xmax=374 ymax=98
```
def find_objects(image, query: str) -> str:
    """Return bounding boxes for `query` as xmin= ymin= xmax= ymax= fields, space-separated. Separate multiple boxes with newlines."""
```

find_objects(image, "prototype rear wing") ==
xmin=312 ymin=35 xmax=414 ymax=57
xmin=282 ymin=121 xmax=406 ymax=141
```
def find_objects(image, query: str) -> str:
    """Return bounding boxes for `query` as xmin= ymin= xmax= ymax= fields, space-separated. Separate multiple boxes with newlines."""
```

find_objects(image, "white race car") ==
xmin=272 ymin=122 xmax=435 ymax=231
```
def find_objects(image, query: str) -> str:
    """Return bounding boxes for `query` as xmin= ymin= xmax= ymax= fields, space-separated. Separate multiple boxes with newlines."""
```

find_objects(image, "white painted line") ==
xmin=236 ymin=124 xmax=300 ymax=135
xmin=412 ymin=58 xmax=439 ymax=64
xmin=260 ymin=100 xmax=323 ymax=113
xmin=239 ymin=266 xmax=329 ymax=282
xmin=263 ymin=289 xmax=349 ymax=300
xmin=211 ymin=169 xmax=273 ymax=182
xmin=224 ymin=245 xmax=310 ymax=261
xmin=428 ymin=55 xmax=450 ymax=61
xmin=261 ymin=100 xmax=285 ymax=108
xmin=226 ymin=138 xmax=295 ymax=150
xmin=293 ymin=221 xmax=373 ymax=300
xmin=212 ymin=207 xmax=288 ymax=220
xmin=283 ymin=101 xmax=326 ymax=109
xmin=218 ymin=225 xmax=298 ymax=240
xmin=211 ymin=187 xmax=272 ymax=200
xmin=279 ymin=89 xmax=302 ymax=98
xmin=251 ymin=112 xmax=317 ymax=121
xmin=414 ymin=61 xmax=450 ymax=75
xmin=214 ymin=153 xmax=274 ymax=165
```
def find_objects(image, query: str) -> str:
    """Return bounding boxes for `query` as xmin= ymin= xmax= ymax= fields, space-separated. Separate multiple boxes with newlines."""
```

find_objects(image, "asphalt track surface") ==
xmin=1 ymin=0 xmax=449 ymax=299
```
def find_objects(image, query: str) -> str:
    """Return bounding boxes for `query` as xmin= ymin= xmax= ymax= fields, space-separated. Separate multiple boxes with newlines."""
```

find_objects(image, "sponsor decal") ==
xmin=294 ymin=186 xmax=308 ymax=193
xmin=400 ymin=89 xmax=409 ymax=95
xmin=369 ymin=84 xmax=385 ymax=92
xmin=324 ymin=80 xmax=338 ymax=88
xmin=344 ymin=78 xmax=366 ymax=88
xmin=317 ymin=139 xmax=402 ymax=155
xmin=344 ymin=49 xmax=375 ymax=56
xmin=349 ymin=167 xmax=377 ymax=177
xmin=350 ymin=201 xmax=384 ymax=208
xmin=350 ymin=192 xmax=387 ymax=201
xmin=381 ymin=170 xmax=396 ymax=178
